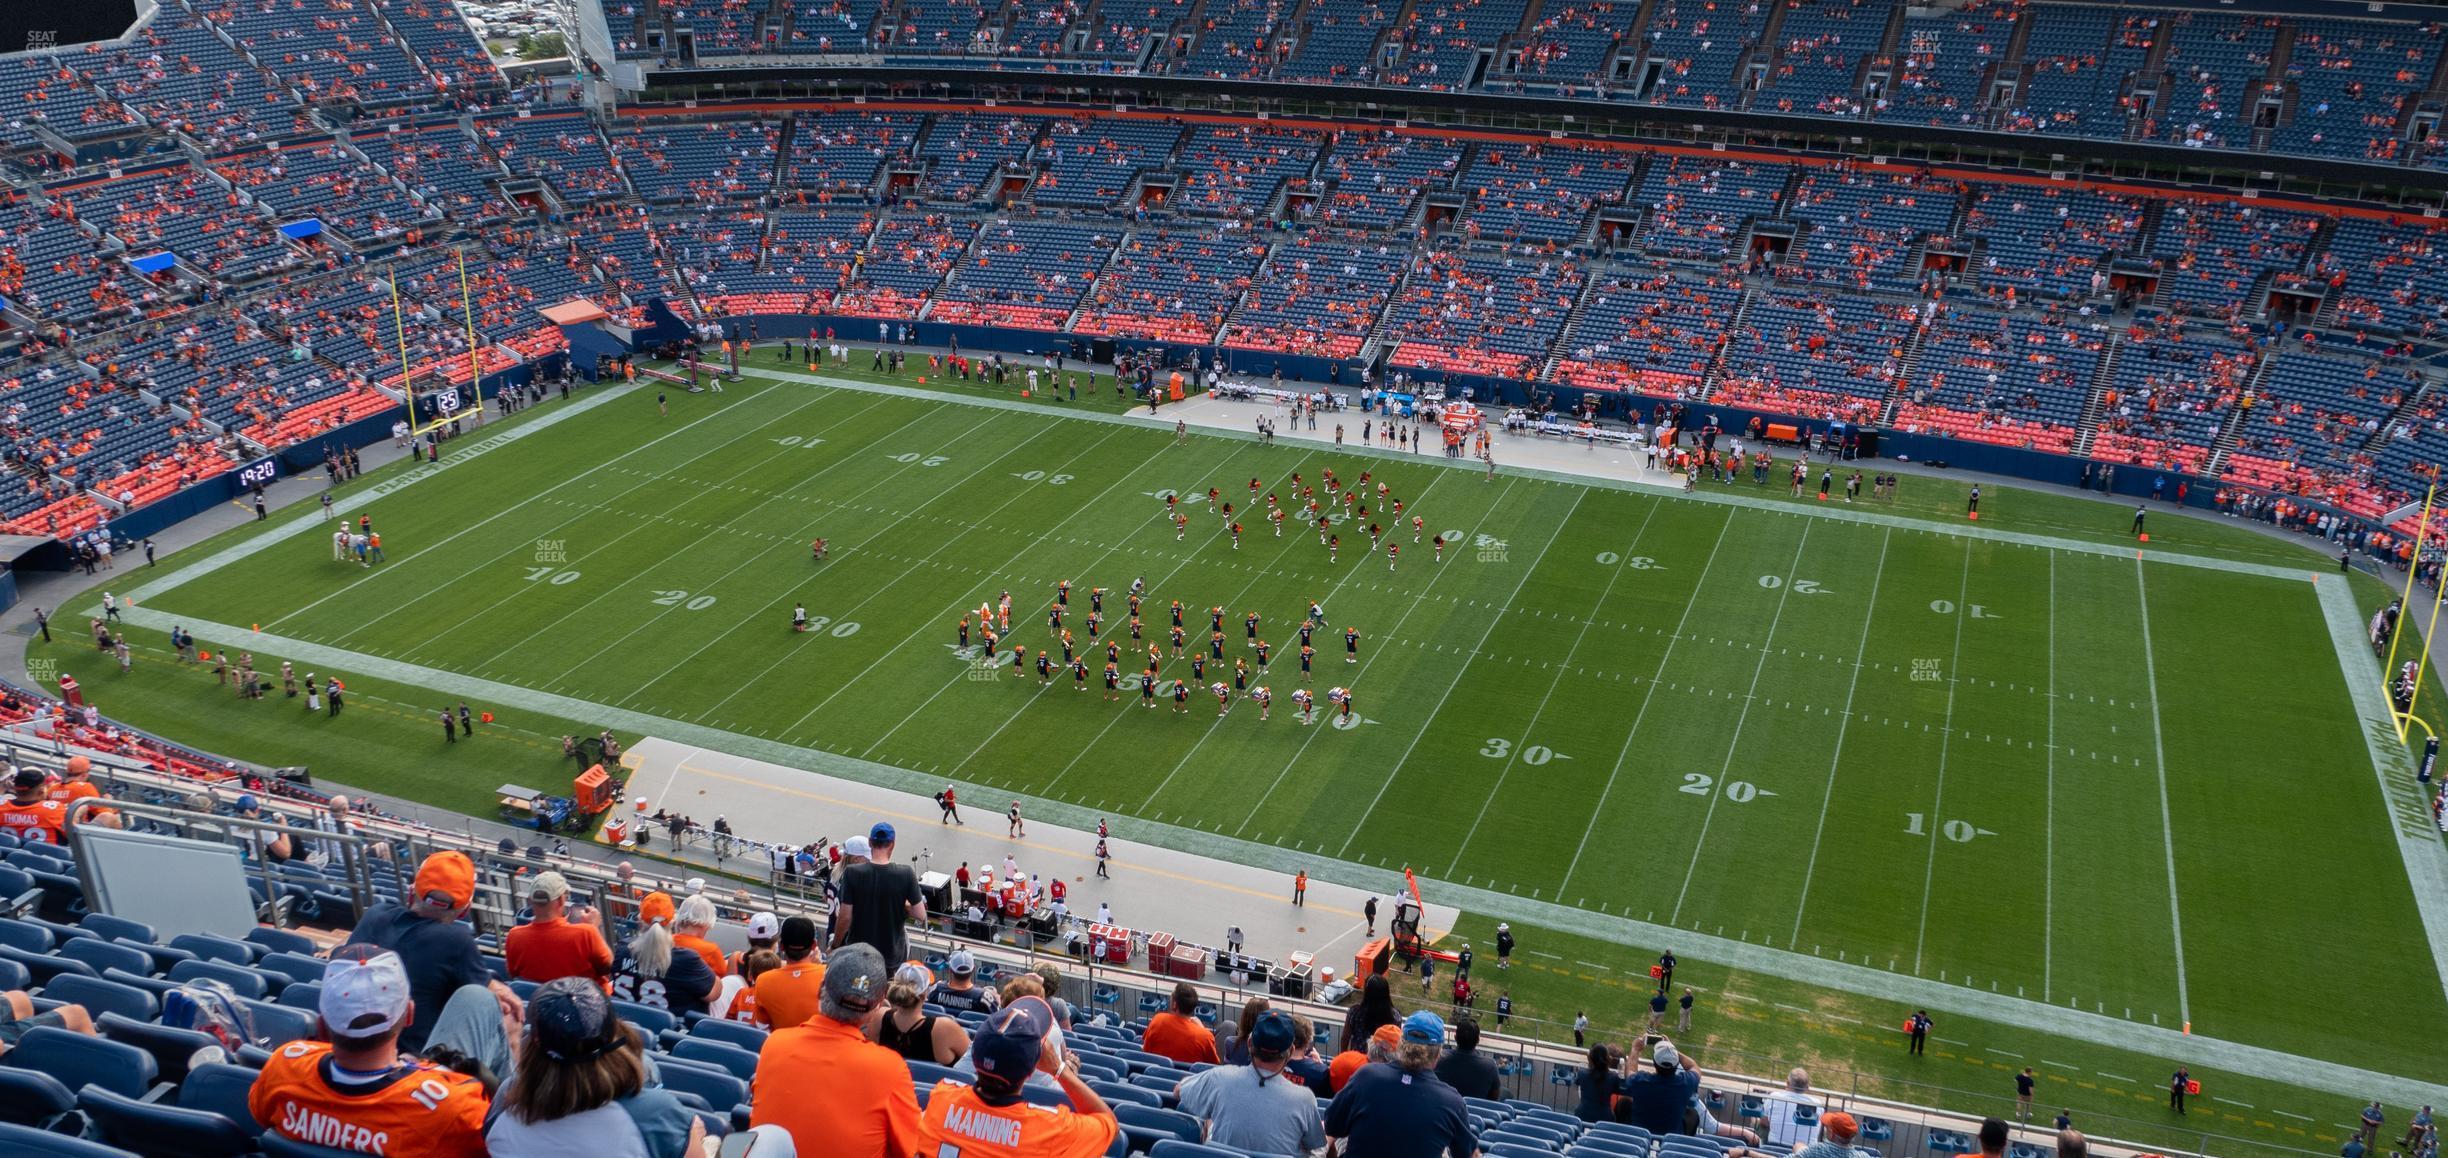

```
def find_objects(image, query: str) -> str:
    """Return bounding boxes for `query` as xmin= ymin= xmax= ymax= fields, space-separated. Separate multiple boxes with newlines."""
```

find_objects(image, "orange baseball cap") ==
xmin=1329 ymin=1049 xmax=1368 ymax=1091
xmin=1821 ymin=1112 xmax=1859 ymax=1142
xmin=412 ymin=851 xmax=475 ymax=910
xmin=640 ymin=891 xmax=676 ymax=925
xmin=1371 ymin=1023 xmax=1402 ymax=1050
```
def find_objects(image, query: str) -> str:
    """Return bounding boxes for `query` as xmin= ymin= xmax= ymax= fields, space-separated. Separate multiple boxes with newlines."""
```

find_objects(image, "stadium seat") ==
xmin=242 ymin=928 xmax=316 ymax=958
xmin=671 ymin=1036 xmax=760 ymax=1082
xmin=0 ymin=1065 xmax=77 ymax=1124
xmin=166 ymin=959 xmax=270 ymax=1000
xmin=237 ymin=998 xmax=316 ymax=1047
xmin=1115 ymin=1103 xmax=1203 ymax=1144
xmin=95 ymin=1012 xmax=218 ymax=1083
xmin=689 ymin=1018 xmax=768 ymax=1051
xmin=908 ymin=1059 xmax=961 ymax=1085
xmin=39 ymin=975 xmax=157 ymax=1024
xmin=275 ymin=982 xmax=323 ymax=1012
xmin=1150 ymin=1142 xmax=1258 ymax=1158
xmin=3 ymin=1025 xmax=157 ymax=1100
xmin=56 ymin=939 xmax=151 ymax=979
xmin=0 ymin=948 xmax=96 ymax=987
xmin=76 ymin=916 xmax=154 ymax=946
xmin=166 ymin=935 xmax=255 ymax=967
xmin=0 ymin=918 xmax=50 ymax=953
xmin=99 ymin=970 xmax=179 ymax=1001
xmin=1093 ymin=1080 xmax=1165 ymax=1107
xmin=612 ymin=1000 xmax=677 ymax=1036
xmin=655 ymin=1056 xmax=749 ymax=1112
xmin=1490 ymin=1144 xmax=1557 ymax=1158
xmin=254 ymin=952 xmax=326 ymax=988
xmin=177 ymin=1063 xmax=263 ymax=1138
xmin=78 ymin=1084 xmax=258 ymax=1158
xmin=0 ymin=1120 xmax=142 ymax=1157
xmin=261 ymin=1134 xmax=370 ymax=1158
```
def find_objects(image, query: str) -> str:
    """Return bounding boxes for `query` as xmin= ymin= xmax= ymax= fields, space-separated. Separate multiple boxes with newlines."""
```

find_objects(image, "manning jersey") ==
xmin=249 ymin=1040 xmax=488 ymax=1158
xmin=919 ymin=1080 xmax=1118 ymax=1158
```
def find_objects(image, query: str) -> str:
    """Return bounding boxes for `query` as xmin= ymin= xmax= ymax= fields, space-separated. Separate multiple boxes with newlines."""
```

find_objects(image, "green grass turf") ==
xmin=80 ymin=365 xmax=2446 ymax=1131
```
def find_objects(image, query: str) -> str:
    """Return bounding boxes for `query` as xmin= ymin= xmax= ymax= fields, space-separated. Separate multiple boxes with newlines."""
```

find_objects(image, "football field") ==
xmin=107 ymin=367 xmax=2448 ymax=1090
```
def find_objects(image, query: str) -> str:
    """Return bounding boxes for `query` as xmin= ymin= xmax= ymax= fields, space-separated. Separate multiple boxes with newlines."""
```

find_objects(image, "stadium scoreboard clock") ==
xmin=234 ymin=456 xmax=280 ymax=495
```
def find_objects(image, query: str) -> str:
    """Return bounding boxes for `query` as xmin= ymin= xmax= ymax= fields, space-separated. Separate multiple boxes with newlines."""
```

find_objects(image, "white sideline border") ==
xmin=100 ymin=368 xmax=2448 ymax=1108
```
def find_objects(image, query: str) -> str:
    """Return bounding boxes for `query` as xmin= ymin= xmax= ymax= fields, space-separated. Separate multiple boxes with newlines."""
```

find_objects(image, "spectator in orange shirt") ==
xmin=504 ymin=871 xmax=613 ymax=989
xmin=1141 ymin=981 xmax=1221 ymax=1065
xmin=45 ymin=755 xmax=117 ymax=828
xmin=0 ymin=768 xmax=69 ymax=846
xmin=673 ymin=894 xmax=729 ymax=978
xmin=918 ymin=996 xmax=1117 ymax=1158
xmin=750 ymin=944 xmax=921 ymax=1157
xmin=752 ymin=915 xmax=827 ymax=1029
xmin=250 ymin=947 xmax=490 ymax=1158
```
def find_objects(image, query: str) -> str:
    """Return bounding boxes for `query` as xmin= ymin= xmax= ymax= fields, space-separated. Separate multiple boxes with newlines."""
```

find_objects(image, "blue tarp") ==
xmin=127 ymin=252 xmax=174 ymax=273
xmin=279 ymin=219 xmax=322 ymax=240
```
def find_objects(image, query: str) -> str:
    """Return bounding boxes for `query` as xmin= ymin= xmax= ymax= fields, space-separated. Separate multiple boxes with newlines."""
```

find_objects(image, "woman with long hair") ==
xmin=611 ymin=892 xmax=716 ymax=1020
xmin=1575 ymin=1041 xmax=1621 ymax=1122
xmin=874 ymin=962 xmax=970 ymax=1065
xmin=484 ymin=977 xmax=706 ymax=1157
xmin=1341 ymin=974 xmax=1399 ymax=1053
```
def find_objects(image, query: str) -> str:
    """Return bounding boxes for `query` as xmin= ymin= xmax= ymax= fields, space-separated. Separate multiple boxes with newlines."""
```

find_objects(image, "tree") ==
xmin=515 ymin=31 xmax=567 ymax=59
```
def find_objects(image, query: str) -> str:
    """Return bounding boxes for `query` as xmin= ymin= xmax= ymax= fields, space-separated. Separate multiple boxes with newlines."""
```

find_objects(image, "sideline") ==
xmin=87 ymin=600 xmax=2448 ymax=1108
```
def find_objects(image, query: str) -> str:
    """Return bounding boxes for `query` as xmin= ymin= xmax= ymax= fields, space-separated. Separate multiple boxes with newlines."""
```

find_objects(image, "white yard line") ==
xmin=1557 ymin=512 xmax=1739 ymax=895
xmin=2133 ymin=559 xmax=2194 ymax=1025
xmin=830 ymin=435 xmax=1222 ymax=755
xmin=671 ymin=424 xmax=1128 ymax=721
xmin=1231 ymin=475 xmax=1501 ymax=834
xmin=560 ymin=411 xmax=1049 ymax=694
xmin=1334 ymin=487 xmax=1585 ymax=859
xmin=1910 ymin=544 xmax=1975 ymax=975
xmin=481 ymin=402 xmax=968 ymax=676
xmin=1447 ymin=496 xmax=1663 ymax=868
xmin=940 ymin=453 xmax=1315 ymax=782
xmin=1786 ymin=528 xmax=1891 ymax=946
xmin=2043 ymin=551 xmax=2058 ymax=1003
xmin=267 ymin=381 xmax=804 ymax=632
xmin=1669 ymin=523 xmax=1812 ymax=924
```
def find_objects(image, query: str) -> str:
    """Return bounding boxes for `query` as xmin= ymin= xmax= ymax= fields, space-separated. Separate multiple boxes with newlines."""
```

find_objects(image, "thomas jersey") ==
xmin=0 ymin=798 xmax=68 ymax=845
xmin=249 ymin=1041 xmax=488 ymax=1158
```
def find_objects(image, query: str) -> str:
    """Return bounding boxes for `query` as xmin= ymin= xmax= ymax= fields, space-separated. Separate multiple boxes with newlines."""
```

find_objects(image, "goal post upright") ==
xmin=2383 ymin=482 xmax=2440 ymax=746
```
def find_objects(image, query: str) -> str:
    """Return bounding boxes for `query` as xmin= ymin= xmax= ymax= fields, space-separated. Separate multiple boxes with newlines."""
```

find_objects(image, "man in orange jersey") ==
xmin=45 ymin=755 xmax=118 ymax=828
xmin=751 ymin=944 xmax=921 ymax=1157
xmin=249 ymin=947 xmax=489 ymax=1158
xmin=753 ymin=915 xmax=827 ymax=1029
xmin=0 ymin=768 xmax=69 ymax=846
xmin=918 ymin=996 xmax=1117 ymax=1158
xmin=503 ymin=870 xmax=613 ymax=989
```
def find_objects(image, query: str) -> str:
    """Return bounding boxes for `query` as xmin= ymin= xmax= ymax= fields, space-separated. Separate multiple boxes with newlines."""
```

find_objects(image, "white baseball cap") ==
xmin=745 ymin=912 xmax=780 ymax=940
xmin=844 ymin=835 xmax=871 ymax=858
xmin=322 ymin=947 xmax=411 ymax=1037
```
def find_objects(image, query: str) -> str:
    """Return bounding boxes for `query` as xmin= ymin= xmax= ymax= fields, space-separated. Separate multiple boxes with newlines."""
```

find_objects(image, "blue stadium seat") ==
xmin=76 ymin=916 xmax=154 ymax=946
xmin=908 ymin=1059 xmax=960 ymax=1085
xmin=39 ymin=975 xmax=157 ymax=1024
xmin=0 ymin=1065 xmax=76 ymax=1124
xmin=689 ymin=1018 xmax=768 ymax=1051
xmin=166 ymin=959 xmax=270 ymax=1000
xmin=671 ymin=1036 xmax=759 ymax=1082
xmin=99 ymin=970 xmax=179 ymax=1001
xmin=275 ymin=982 xmax=323 ymax=1012
xmin=56 ymin=939 xmax=152 ymax=978
xmin=0 ymin=957 xmax=27 ymax=992
xmin=237 ymin=998 xmax=316 ymax=1047
xmin=0 ymin=948 xmax=96 ymax=986
xmin=0 ymin=1120 xmax=143 ymax=1157
xmin=0 ymin=918 xmax=50 ymax=953
xmin=1490 ymin=1144 xmax=1558 ymax=1158
xmin=78 ymin=1084 xmax=258 ymax=1158
xmin=178 ymin=1062 xmax=265 ymax=1137
xmin=95 ymin=1012 xmax=218 ymax=1083
xmin=1150 ymin=1141 xmax=1257 ymax=1158
xmin=1115 ymin=1102 xmax=1202 ymax=1144
xmin=124 ymin=944 xmax=199 ymax=977
xmin=1092 ymin=1080 xmax=1164 ymax=1107
xmin=3 ymin=1025 xmax=157 ymax=1100
xmin=166 ymin=935 xmax=256 ymax=968
xmin=255 ymin=952 xmax=326 ymax=988
xmin=655 ymin=1056 xmax=749 ymax=1112
xmin=612 ymin=1000 xmax=677 ymax=1037
xmin=242 ymin=927 xmax=316 ymax=958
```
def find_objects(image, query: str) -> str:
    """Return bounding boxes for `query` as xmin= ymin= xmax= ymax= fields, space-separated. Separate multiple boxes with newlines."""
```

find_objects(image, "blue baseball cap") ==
xmin=970 ymin=999 xmax=1050 ymax=1096
xmin=1401 ymin=1010 xmax=1446 ymax=1045
xmin=234 ymin=793 xmax=261 ymax=812
xmin=869 ymin=821 xmax=896 ymax=846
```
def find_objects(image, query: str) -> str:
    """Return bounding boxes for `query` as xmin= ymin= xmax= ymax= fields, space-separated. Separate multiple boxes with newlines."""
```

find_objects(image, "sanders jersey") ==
xmin=249 ymin=1040 xmax=488 ymax=1158
xmin=919 ymin=1081 xmax=1118 ymax=1158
